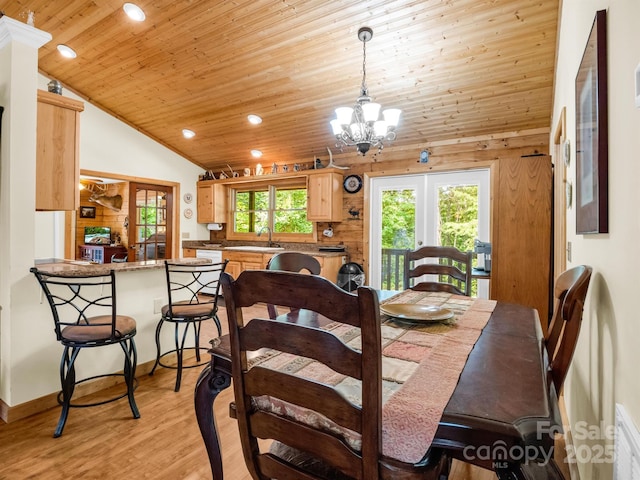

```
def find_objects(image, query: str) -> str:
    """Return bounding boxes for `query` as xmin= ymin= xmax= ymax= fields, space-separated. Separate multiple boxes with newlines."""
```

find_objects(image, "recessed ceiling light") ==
xmin=251 ymin=150 xmax=263 ymax=158
xmin=57 ymin=44 xmax=77 ymax=59
xmin=182 ymin=129 xmax=196 ymax=139
xmin=123 ymin=3 xmax=146 ymax=21
xmin=247 ymin=114 xmax=262 ymax=125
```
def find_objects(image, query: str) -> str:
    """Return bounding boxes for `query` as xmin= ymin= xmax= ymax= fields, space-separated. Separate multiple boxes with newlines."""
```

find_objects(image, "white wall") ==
xmin=36 ymin=74 xmax=210 ymax=252
xmin=0 ymin=21 xmax=210 ymax=409
xmin=552 ymin=1 xmax=640 ymax=478
xmin=0 ymin=19 xmax=47 ymax=410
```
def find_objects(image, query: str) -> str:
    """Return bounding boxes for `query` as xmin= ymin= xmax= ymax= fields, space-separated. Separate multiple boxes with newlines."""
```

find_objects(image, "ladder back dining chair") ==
xmin=545 ymin=264 xmax=593 ymax=394
xmin=220 ymin=269 xmax=449 ymax=480
xmin=149 ymin=260 xmax=228 ymax=391
xmin=30 ymin=268 xmax=139 ymax=437
xmin=404 ymin=246 xmax=473 ymax=296
xmin=265 ymin=251 xmax=321 ymax=319
xmin=507 ymin=268 xmax=592 ymax=480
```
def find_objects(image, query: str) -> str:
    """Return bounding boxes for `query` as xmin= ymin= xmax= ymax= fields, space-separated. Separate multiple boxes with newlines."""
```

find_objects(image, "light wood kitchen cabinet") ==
xmin=197 ymin=181 xmax=227 ymax=223
xmin=315 ymin=255 xmax=347 ymax=283
xmin=307 ymin=171 xmax=343 ymax=222
xmin=225 ymin=260 xmax=242 ymax=280
xmin=196 ymin=168 xmax=343 ymax=224
xmin=221 ymin=251 xmax=265 ymax=279
xmin=217 ymin=249 xmax=346 ymax=281
xmin=182 ymin=248 xmax=196 ymax=258
xmin=36 ymin=90 xmax=84 ymax=211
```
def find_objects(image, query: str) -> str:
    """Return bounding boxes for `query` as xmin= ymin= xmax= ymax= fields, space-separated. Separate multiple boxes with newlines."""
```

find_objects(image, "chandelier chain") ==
xmin=361 ymin=38 xmax=367 ymax=96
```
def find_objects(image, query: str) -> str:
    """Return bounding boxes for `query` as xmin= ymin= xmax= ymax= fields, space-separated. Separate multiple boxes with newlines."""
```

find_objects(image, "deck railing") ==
xmin=380 ymin=248 xmax=478 ymax=295
xmin=380 ymin=248 xmax=408 ymax=291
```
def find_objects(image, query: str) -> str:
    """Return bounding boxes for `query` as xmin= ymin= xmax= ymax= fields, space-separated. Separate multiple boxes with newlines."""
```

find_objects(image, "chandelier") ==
xmin=330 ymin=27 xmax=401 ymax=156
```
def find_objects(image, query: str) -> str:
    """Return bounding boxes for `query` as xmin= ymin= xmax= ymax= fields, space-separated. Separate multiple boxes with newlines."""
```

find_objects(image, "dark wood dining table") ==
xmin=194 ymin=292 xmax=564 ymax=480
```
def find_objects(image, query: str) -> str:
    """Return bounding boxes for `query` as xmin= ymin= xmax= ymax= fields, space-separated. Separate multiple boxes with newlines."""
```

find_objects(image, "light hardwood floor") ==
xmin=0 ymin=304 xmax=553 ymax=480
xmin=0 ymin=365 xmax=496 ymax=480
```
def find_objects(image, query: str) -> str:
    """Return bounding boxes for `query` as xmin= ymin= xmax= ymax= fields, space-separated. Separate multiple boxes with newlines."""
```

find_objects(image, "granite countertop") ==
xmin=32 ymin=258 xmax=209 ymax=276
xmin=182 ymin=241 xmax=348 ymax=257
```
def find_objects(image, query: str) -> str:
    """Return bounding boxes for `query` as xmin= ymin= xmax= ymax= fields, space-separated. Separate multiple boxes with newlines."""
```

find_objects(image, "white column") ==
xmin=0 ymin=15 xmax=51 ymax=411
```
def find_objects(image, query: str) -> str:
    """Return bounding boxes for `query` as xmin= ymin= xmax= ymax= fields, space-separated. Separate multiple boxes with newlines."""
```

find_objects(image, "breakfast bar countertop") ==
xmin=32 ymin=258 xmax=209 ymax=276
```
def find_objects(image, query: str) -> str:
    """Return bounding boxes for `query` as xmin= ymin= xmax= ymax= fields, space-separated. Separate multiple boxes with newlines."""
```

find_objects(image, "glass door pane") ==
xmin=426 ymin=170 xmax=490 ymax=297
xmin=369 ymin=170 xmax=490 ymax=297
xmin=369 ymin=175 xmax=425 ymax=290
xmin=129 ymin=182 xmax=172 ymax=261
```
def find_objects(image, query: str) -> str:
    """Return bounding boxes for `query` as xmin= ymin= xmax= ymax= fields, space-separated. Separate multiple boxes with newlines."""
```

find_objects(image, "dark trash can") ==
xmin=337 ymin=262 xmax=365 ymax=292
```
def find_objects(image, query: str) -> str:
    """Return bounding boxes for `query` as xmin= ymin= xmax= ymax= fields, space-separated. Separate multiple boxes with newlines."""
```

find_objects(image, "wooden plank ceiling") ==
xmin=3 ymin=0 xmax=559 ymax=174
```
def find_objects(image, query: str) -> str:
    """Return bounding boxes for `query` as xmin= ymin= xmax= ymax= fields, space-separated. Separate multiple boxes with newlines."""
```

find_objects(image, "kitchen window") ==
xmin=229 ymin=179 xmax=315 ymax=243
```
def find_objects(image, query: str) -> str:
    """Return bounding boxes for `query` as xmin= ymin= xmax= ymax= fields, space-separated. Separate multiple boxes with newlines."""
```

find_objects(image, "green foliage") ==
xmin=380 ymin=184 xmax=480 ymax=293
xmin=233 ymin=187 xmax=312 ymax=233
xmin=438 ymin=185 xmax=478 ymax=253
xmin=137 ymin=206 xmax=158 ymax=239
xmin=381 ymin=189 xmax=416 ymax=249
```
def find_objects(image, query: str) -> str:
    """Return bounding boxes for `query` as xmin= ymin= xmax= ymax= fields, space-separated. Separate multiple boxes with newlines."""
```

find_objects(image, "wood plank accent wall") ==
xmin=209 ymin=130 xmax=552 ymax=323
xmin=75 ymin=183 xmax=129 ymax=256
xmin=493 ymin=154 xmax=552 ymax=324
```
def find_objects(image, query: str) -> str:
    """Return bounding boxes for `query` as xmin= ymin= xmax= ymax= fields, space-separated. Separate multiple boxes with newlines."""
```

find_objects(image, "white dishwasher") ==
xmin=195 ymin=249 xmax=223 ymax=295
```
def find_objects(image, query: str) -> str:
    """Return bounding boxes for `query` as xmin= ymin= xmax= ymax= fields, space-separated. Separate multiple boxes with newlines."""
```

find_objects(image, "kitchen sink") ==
xmin=224 ymin=246 xmax=285 ymax=252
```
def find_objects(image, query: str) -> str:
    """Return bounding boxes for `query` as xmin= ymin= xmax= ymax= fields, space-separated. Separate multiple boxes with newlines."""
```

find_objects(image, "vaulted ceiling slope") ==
xmin=3 ymin=0 xmax=559 ymax=172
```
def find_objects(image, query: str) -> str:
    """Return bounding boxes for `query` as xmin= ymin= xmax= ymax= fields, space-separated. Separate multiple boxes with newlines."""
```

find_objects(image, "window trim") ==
xmin=227 ymin=178 xmax=318 ymax=243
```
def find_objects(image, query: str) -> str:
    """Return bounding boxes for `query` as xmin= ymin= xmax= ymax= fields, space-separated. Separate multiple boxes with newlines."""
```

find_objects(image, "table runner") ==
xmin=248 ymin=291 xmax=496 ymax=463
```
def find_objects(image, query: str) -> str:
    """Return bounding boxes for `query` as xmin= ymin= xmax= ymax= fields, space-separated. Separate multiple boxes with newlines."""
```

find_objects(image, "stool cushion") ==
xmin=61 ymin=315 xmax=137 ymax=343
xmin=161 ymin=301 xmax=215 ymax=320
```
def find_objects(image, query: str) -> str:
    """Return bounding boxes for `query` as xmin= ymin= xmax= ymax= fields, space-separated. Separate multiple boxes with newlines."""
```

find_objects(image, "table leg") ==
xmin=194 ymin=360 xmax=232 ymax=480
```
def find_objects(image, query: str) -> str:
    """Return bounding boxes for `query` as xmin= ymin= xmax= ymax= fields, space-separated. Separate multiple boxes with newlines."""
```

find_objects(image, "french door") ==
xmin=369 ymin=169 xmax=490 ymax=297
xmin=128 ymin=182 xmax=173 ymax=261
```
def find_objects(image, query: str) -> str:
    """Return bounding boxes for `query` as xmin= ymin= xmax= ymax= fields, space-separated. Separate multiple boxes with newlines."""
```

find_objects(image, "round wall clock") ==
xmin=183 ymin=208 xmax=193 ymax=219
xmin=343 ymin=174 xmax=363 ymax=194
xmin=183 ymin=192 xmax=193 ymax=204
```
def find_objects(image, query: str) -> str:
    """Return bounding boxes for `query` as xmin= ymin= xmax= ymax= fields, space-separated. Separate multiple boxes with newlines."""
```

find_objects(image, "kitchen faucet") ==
xmin=258 ymin=226 xmax=274 ymax=247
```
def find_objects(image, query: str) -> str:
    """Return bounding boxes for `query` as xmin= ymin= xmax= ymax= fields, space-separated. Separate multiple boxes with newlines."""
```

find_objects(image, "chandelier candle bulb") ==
xmin=361 ymin=102 xmax=381 ymax=121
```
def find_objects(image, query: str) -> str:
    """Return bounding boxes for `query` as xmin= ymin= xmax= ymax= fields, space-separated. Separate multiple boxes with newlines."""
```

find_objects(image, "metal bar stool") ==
xmin=30 ymin=268 xmax=140 ymax=437
xmin=149 ymin=260 xmax=228 ymax=391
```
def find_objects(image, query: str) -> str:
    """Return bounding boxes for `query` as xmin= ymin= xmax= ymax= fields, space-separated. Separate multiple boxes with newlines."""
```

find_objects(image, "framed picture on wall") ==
xmin=575 ymin=9 xmax=608 ymax=234
xmin=79 ymin=206 xmax=96 ymax=218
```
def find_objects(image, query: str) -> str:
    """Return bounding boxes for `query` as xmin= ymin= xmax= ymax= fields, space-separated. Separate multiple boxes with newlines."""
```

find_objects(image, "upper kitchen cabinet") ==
xmin=307 ymin=171 xmax=343 ymax=222
xmin=197 ymin=181 xmax=228 ymax=223
xmin=36 ymin=90 xmax=84 ymax=211
xmin=196 ymin=168 xmax=343 ymax=224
